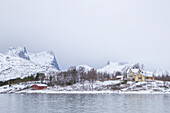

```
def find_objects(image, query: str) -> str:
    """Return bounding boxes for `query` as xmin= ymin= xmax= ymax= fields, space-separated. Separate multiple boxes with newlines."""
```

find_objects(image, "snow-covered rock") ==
xmin=28 ymin=51 xmax=59 ymax=70
xmin=6 ymin=47 xmax=30 ymax=60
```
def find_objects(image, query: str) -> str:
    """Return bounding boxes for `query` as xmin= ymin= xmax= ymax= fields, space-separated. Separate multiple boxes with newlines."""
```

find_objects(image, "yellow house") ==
xmin=135 ymin=74 xmax=145 ymax=82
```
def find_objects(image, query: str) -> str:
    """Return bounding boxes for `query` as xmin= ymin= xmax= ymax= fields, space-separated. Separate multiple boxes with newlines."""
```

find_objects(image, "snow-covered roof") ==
xmin=116 ymin=75 xmax=124 ymax=78
xmin=33 ymin=84 xmax=48 ymax=87
xmin=127 ymin=69 xmax=140 ymax=73
xmin=143 ymin=71 xmax=153 ymax=77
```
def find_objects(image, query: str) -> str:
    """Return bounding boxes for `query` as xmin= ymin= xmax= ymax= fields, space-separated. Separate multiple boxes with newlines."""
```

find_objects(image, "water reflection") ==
xmin=0 ymin=94 xmax=170 ymax=113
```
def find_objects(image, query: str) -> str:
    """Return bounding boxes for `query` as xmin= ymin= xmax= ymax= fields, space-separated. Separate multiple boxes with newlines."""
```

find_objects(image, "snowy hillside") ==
xmin=62 ymin=61 xmax=167 ymax=76
xmin=76 ymin=65 xmax=92 ymax=72
xmin=62 ymin=65 xmax=92 ymax=73
xmin=97 ymin=61 xmax=133 ymax=74
xmin=153 ymin=67 xmax=170 ymax=76
xmin=1 ymin=47 xmax=168 ymax=82
xmin=97 ymin=61 xmax=169 ymax=76
xmin=0 ymin=47 xmax=59 ymax=81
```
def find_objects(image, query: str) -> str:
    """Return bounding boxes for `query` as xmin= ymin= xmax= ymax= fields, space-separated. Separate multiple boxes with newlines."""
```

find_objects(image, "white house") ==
xmin=126 ymin=69 xmax=141 ymax=81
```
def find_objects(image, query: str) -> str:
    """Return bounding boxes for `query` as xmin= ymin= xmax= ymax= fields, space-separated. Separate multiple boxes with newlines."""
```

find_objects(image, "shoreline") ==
xmin=16 ymin=90 xmax=170 ymax=95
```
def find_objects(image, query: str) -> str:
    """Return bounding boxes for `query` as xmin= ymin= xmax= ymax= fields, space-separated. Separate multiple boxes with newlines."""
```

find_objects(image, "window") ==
xmin=138 ymin=77 xmax=142 ymax=79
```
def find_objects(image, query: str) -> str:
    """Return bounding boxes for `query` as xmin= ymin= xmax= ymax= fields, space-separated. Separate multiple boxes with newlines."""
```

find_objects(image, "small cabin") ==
xmin=146 ymin=77 xmax=155 ymax=82
xmin=32 ymin=84 xmax=47 ymax=90
xmin=116 ymin=75 xmax=124 ymax=80
xmin=143 ymin=71 xmax=155 ymax=82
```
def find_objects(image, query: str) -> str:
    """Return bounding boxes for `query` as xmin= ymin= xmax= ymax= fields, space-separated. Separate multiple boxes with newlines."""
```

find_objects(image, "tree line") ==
xmin=0 ymin=74 xmax=44 ymax=86
xmin=154 ymin=73 xmax=170 ymax=81
xmin=47 ymin=66 xmax=123 ymax=88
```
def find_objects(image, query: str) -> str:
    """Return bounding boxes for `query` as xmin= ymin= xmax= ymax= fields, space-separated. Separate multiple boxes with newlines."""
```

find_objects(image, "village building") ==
xmin=143 ymin=71 xmax=155 ymax=82
xmin=32 ymin=84 xmax=47 ymax=90
xmin=135 ymin=74 xmax=145 ymax=82
xmin=126 ymin=69 xmax=141 ymax=81
xmin=126 ymin=69 xmax=155 ymax=82
xmin=145 ymin=77 xmax=155 ymax=81
xmin=116 ymin=75 xmax=124 ymax=81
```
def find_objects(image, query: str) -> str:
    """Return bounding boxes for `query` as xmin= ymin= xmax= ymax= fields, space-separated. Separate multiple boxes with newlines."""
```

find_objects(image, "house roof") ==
xmin=143 ymin=71 xmax=153 ymax=77
xmin=116 ymin=75 xmax=124 ymax=78
xmin=33 ymin=84 xmax=47 ymax=87
xmin=127 ymin=69 xmax=140 ymax=73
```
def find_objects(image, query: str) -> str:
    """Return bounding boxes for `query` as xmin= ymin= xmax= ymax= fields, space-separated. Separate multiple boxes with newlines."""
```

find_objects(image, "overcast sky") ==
xmin=0 ymin=0 xmax=170 ymax=70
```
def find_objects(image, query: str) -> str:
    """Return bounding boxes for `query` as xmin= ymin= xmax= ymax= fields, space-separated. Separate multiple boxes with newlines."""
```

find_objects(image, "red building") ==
xmin=32 ymin=84 xmax=47 ymax=90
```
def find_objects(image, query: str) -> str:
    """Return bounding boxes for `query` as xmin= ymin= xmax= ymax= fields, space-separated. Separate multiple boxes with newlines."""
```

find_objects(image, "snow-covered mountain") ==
xmin=97 ymin=61 xmax=133 ymax=74
xmin=97 ymin=61 xmax=131 ymax=74
xmin=6 ymin=47 xmax=30 ymax=60
xmin=76 ymin=65 xmax=92 ymax=73
xmin=97 ymin=61 xmax=169 ymax=76
xmin=62 ymin=65 xmax=93 ymax=73
xmin=1 ymin=46 xmax=168 ymax=81
xmin=28 ymin=51 xmax=59 ymax=70
xmin=0 ymin=47 xmax=59 ymax=81
xmin=6 ymin=47 xmax=59 ymax=70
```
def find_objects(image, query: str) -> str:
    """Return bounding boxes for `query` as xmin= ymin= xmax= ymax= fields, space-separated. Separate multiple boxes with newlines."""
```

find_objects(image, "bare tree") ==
xmin=69 ymin=66 xmax=78 ymax=84
xmin=88 ymin=69 xmax=97 ymax=90
xmin=115 ymin=71 xmax=122 ymax=76
xmin=38 ymin=73 xmax=45 ymax=84
xmin=132 ymin=63 xmax=140 ymax=69
xmin=79 ymin=66 xmax=86 ymax=90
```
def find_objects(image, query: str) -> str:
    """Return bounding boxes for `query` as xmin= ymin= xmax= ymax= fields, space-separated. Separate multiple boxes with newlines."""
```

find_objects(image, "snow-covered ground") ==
xmin=1 ymin=80 xmax=170 ymax=94
xmin=0 ymin=84 xmax=30 ymax=93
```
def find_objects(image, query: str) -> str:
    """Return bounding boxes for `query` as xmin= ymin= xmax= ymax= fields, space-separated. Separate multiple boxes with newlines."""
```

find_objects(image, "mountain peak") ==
xmin=46 ymin=50 xmax=55 ymax=56
xmin=5 ymin=47 xmax=60 ymax=70
xmin=0 ymin=47 xmax=60 ymax=81
xmin=8 ymin=46 xmax=27 ymax=52
xmin=98 ymin=61 xmax=136 ymax=74
xmin=6 ymin=46 xmax=30 ymax=60
xmin=107 ymin=60 xmax=111 ymax=65
xmin=28 ymin=50 xmax=60 ymax=70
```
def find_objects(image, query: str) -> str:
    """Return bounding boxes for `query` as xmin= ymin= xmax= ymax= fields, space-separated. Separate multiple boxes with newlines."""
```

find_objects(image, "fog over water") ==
xmin=0 ymin=0 xmax=170 ymax=70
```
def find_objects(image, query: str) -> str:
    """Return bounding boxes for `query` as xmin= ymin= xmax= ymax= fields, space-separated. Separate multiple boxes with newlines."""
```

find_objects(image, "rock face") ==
xmin=6 ymin=47 xmax=30 ymax=60
xmin=28 ymin=50 xmax=60 ymax=70
xmin=0 ymin=47 xmax=59 ymax=81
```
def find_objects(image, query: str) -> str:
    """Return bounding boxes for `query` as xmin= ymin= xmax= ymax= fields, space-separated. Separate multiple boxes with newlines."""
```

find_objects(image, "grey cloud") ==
xmin=0 ymin=0 xmax=170 ymax=70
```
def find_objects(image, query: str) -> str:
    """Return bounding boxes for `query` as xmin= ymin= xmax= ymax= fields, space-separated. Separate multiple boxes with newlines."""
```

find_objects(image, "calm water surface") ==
xmin=0 ymin=94 xmax=170 ymax=113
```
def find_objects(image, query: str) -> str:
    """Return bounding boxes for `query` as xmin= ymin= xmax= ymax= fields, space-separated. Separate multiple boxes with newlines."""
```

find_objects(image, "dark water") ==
xmin=0 ymin=94 xmax=170 ymax=113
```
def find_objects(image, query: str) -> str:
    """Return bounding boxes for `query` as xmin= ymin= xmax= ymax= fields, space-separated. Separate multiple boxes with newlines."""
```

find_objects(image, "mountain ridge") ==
xmin=0 ymin=47 xmax=60 ymax=81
